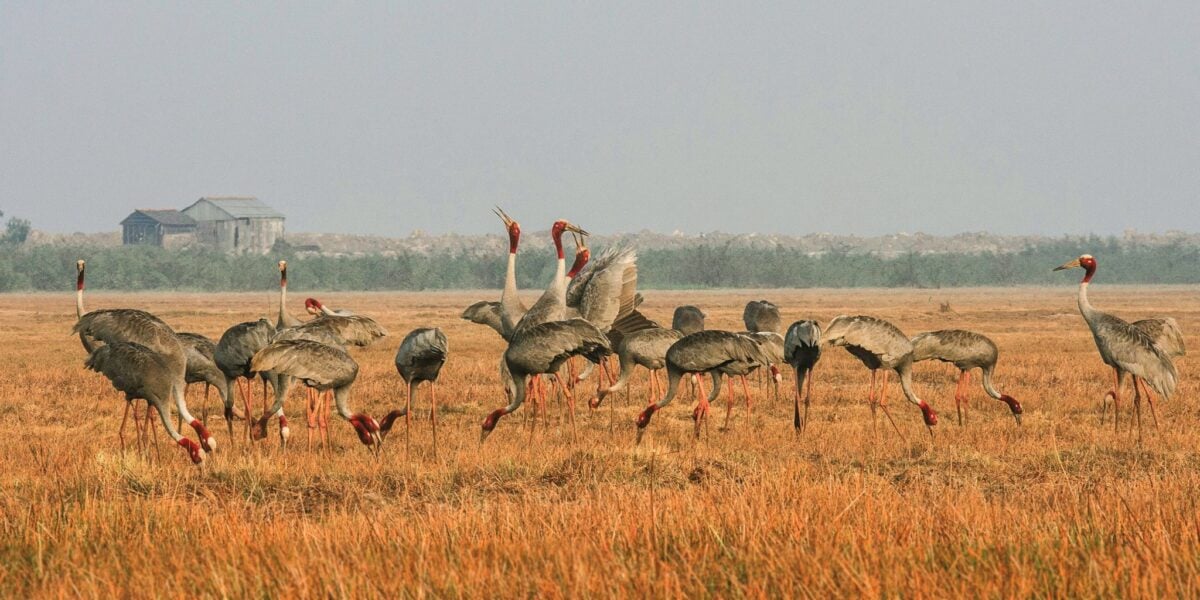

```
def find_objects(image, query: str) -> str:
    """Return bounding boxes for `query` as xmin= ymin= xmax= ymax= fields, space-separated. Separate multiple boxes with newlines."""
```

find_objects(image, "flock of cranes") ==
xmin=71 ymin=211 xmax=1186 ymax=466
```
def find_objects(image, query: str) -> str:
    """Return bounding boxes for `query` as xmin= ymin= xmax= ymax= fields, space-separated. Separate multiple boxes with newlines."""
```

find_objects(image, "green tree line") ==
xmin=1 ymin=236 xmax=1198 ymax=292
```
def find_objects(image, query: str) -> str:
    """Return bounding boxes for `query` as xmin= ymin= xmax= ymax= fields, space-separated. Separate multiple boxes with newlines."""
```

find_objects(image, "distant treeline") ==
xmin=1 ymin=236 xmax=1198 ymax=292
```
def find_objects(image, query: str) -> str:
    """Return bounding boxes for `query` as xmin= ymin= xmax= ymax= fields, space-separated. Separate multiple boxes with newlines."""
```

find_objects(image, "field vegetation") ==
xmin=0 ymin=287 xmax=1196 ymax=597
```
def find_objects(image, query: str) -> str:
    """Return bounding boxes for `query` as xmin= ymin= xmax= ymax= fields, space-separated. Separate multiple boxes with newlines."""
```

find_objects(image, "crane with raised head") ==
xmin=1055 ymin=254 xmax=1177 ymax=437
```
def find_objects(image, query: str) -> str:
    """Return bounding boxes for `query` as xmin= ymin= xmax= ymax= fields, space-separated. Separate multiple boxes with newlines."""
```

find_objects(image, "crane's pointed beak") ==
xmin=564 ymin=222 xmax=589 ymax=236
xmin=493 ymin=206 xmax=515 ymax=227
xmin=1053 ymin=258 xmax=1081 ymax=271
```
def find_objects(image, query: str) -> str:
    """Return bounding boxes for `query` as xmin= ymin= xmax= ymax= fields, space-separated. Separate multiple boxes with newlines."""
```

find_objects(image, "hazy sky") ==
xmin=2 ymin=3 xmax=1197 ymax=237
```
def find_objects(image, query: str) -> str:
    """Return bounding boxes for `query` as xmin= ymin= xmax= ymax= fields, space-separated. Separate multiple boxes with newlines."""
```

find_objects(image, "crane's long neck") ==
xmin=500 ymin=251 xmax=521 ymax=333
xmin=504 ymin=372 xmax=528 ymax=415
xmin=332 ymin=386 xmax=353 ymax=420
xmin=980 ymin=365 xmax=1002 ymax=400
xmin=278 ymin=270 xmax=301 ymax=328
xmin=1077 ymin=276 xmax=1097 ymax=323
xmin=76 ymin=268 xmax=86 ymax=318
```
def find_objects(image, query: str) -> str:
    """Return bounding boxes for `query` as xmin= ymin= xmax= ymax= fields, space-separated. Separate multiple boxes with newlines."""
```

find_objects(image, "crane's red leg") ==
xmin=867 ymin=370 xmax=879 ymax=432
xmin=723 ymin=377 xmax=736 ymax=429
xmin=306 ymin=388 xmax=317 ymax=450
xmin=1132 ymin=375 xmax=1144 ymax=443
xmin=1106 ymin=368 xmax=1121 ymax=432
xmin=740 ymin=375 xmax=753 ymax=418
xmin=320 ymin=390 xmax=331 ymax=449
xmin=119 ymin=402 xmax=131 ymax=455
xmin=877 ymin=371 xmax=906 ymax=441
xmin=430 ymin=382 xmax=439 ymax=460
xmin=405 ymin=381 xmax=413 ymax=458
xmin=1138 ymin=378 xmax=1160 ymax=429
xmin=954 ymin=370 xmax=969 ymax=426
xmin=803 ymin=368 xmax=815 ymax=431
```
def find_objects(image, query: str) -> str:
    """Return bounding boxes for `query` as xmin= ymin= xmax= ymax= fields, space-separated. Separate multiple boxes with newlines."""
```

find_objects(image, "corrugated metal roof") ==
xmin=120 ymin=209 xmax=197 ymax=226
xmin=183 ymin=196 xmax=284 ymax=220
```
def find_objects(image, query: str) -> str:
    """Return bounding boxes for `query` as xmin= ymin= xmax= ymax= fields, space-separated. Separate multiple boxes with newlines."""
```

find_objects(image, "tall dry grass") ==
xmin=0 ymin=287 xmax=1196 ymax=597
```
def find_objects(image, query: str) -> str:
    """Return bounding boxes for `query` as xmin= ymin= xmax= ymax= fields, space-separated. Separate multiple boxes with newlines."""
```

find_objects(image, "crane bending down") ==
xmin=910 ymin=330 xmax=1023 ymax=426
xmin=85 ymin=342 xmax=206 ymax=464
xmin=273 ymin=306 xmax=387 ymax=447
xmin=635 ymin=330 xmax=773 ymax=443
xmin=784 ymin=320 xmax=822 ymax=433
xmin=77 ymin=259 xmax=229 ymax=448
xmin=75 ymin=308 xmax=216 ymax=462
xmin=743 ymin=300 xmax=782 ymax=333
xmin=672 ymin=306 xmax=706 ymax=335
xmin=590 ymin=326 xmax=682 ymax=409
xmin=176 ymin=332 xmax=235 ymax=427
xmin=380 ymin=328 xmax=449 ymax=457
xmin=250 ymin=339 xmax=382 ymax=450
xmin=481 ymin=319 xmax=612 ymax=441
xmin=823 ymin=315 xmax=938 ymax=438
xmin=214 ymin=318 xmax=278 ymax=444
xmin=1054 ymin=255 xmax=1177 ymax=436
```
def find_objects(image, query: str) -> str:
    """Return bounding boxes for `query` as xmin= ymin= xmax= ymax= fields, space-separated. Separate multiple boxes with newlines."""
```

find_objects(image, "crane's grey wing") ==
xmin=743 ymin=331 xmax=784 ymax=364
xmin=607 ymin=308 xmax=661 ymax=349
xmin=74 ymin=309 xmax=180 ymax=355
xmin=1132 ymin=317 xmax=1186 ymax=358
xmin=824 ymin=315 xmax=912 ymax=364
xmin=214 ymin=319 xmax=275 ymax=376
xmin=396 ymin=328 xmax=449 ymax=369
xmin=251 ymin=339 xmax=357 ymax=386
xmin=461 ymin=301 xmax=507 ymax=339
xmin=85 ymin=342 xmax=169 ymax=393
xmin=784 ymin=320 xmax=822 ymax=361
xmin=743 ymin=300 xmax=781 ymax=333
xmin=507 ymin=319 xmax=613 ymax=372
xmin=177 ymin=332 xmax=216 ymax=359
xmin=273 ymin=323 xmax=346 ymax=346
xmin=1095 ymin=314 xmax=1178 ymax=398
xmin=672 ymin=306 xmax=706 ymax=335
xmin=299 ymin=315 xmax=388 ymax=347
xmin=909 ymin=330 xmax=995 ymax=364
xmin=572 ymin=247 xmax=639 ymax=333
xmin=668 ymin=330 xmax=765 ymax=372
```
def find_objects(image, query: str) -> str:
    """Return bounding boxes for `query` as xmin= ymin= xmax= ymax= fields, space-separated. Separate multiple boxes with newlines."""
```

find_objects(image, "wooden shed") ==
xmin=181 ymin=197 xmax=285 ymax=254
xmin=120 ymin=209 xmax=198 ymax=247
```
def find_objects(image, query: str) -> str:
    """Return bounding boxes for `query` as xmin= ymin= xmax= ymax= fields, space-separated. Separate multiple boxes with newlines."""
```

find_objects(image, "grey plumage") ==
xmin=481 ymin=319 xmax=612 ymax=440
xmin=672 ymin=306 xmax=706 ymax=335
xmin=83 ymin=342 xmax=206 ymax=464
xmin=823 ymin=315 xmax=939 ymax=432
xmin=250 ymin=339 xmax=382 ymax=449
xmin=461 ymin=301 xmax=508 ymax=340
xmin=743 ymin=300 xmax=782 ymax=333
xmin=910 ymin=330 xmax=1022 ymax=424
xmin=280 ymin=314 xmax=388 ymax=348
xmin=1132 ymin=318 xmax=1186 ymax=358
xmin=592 ymin=326 xmax=683 ymax=407
xmin=381 ymin=328 xmax=450 ymax=451
xmin=395 ymin=328 xmax=449 ymax=385
xmin=784 ymin=320 xmax=822 ymax=432
xmin=176 ymin=331 xmax=234 ymax=422
xmin=566 ymin=246 xmax=639 ymax=334
xmin=1053 ymin=255 xmax=1179 ymax=415
xmin=635 ymin=330 xmax=774 ymax=442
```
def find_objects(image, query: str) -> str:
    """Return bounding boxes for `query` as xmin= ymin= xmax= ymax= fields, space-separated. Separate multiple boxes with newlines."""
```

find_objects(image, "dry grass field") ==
xmin=0 ymin=286 xmax=1197 ymax=598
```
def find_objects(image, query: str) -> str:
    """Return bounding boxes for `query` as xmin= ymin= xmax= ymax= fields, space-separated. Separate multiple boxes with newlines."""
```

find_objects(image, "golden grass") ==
xmin=0 ymin=286 xmax=1197 ymax=598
